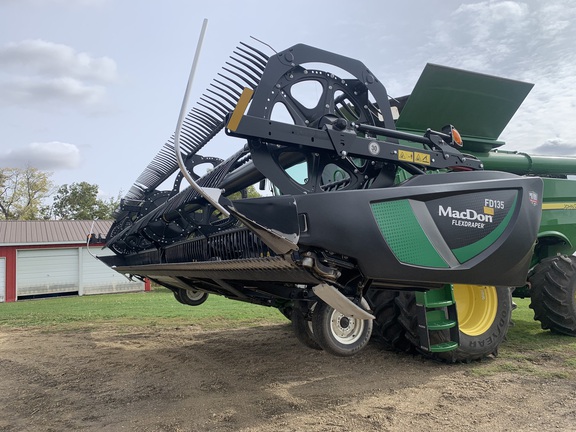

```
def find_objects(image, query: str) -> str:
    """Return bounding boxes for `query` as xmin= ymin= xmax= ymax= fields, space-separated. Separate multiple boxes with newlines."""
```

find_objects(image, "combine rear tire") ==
xmin=174 ymin=288 xmax=209 ymax=306
xmin=311 ymin=298 xmax=372 ymax=357
xmin=396 ymin=285 xmax=513 ymax=362
xmin=528 ymin=255 xmax=576 ymax=336
xmin=366 ymin=289 xmax=414 ymax=352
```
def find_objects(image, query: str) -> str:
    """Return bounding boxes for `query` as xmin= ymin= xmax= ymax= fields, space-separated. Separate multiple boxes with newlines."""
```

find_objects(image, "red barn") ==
xmin=0 ymin=220 xmax=149 ymax=302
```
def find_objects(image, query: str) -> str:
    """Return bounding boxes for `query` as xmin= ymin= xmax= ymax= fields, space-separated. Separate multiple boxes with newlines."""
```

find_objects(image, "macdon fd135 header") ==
xmin=99 ymin=41 xmax=543 ymax=361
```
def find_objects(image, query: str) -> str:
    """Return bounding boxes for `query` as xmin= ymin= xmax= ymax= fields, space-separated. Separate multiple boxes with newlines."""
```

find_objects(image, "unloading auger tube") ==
xmin=100 ymin=41 xmax=543 ymax=359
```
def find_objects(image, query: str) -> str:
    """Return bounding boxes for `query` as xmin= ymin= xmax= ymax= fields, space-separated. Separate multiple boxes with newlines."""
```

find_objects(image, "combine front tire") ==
xmin=173 ymin=288 xmax=209 ymax=306
xmin=396 ymin=285 xmax=513 ymax=362
xmin=311 ymin=298 xmax=373 ymax=357
xmin=528 ymin=255 xmax=576 ymax=336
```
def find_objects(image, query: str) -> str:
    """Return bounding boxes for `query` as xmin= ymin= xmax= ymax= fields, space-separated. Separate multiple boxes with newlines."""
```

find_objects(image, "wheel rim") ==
xmin=453 ymin=284 xmax=498 ymax=336
xmin=329 ymin=310 xmax=365 ymax=345
xmin=185 ymin=290 xmax=205 ymax=301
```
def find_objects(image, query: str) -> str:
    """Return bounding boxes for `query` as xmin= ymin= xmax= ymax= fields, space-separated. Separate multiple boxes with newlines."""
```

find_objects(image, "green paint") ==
xmin=371 ymin=200 xmax=449 ymax=268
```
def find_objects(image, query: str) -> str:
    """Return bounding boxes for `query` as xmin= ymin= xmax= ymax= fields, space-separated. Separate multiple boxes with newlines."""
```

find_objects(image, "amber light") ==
xmin=452 ymin=127 xmax=463 ymax=147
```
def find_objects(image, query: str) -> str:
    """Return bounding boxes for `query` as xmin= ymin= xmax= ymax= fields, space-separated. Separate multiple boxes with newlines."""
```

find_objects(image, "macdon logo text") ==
xmin=438 ymin=205 xmax=493 ymax=229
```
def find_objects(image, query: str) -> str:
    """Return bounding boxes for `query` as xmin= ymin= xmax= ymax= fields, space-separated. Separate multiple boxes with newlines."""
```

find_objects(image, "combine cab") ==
xmin=100 ymin=42 xmax=543 ymax=360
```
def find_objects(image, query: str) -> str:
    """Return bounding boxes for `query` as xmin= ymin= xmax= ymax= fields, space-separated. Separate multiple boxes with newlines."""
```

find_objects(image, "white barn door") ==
xmin=17 ymin=249 xmax=79 ymax=297
xmin=0 ymin=257 xmax=5 ymax=302
xmin=81 ymin=248 xmax=143 ymax=295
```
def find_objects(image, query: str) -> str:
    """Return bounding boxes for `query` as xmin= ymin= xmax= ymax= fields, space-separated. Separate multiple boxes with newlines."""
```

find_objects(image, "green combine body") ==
xmin=394 ymin=64 xmax=576 ymax=337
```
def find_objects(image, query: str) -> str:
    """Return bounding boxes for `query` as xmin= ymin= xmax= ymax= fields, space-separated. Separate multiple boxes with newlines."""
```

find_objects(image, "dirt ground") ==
xmin=1 ymin=323 xmax=575 ymax=432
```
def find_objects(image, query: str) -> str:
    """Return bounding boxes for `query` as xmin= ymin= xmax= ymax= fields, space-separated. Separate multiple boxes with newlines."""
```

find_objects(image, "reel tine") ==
xmin=209 ymin=83 xmax=239 ymax=106
xmin=202 ymin=93 xmax=232 ymax=113
xmin=182 ymin=121 xmax=209 ymax=139
xmin=216 ymin=72 xmax=246 ymax=91
xmin=231 ymin=52 xmax=264 ymax=77
xmin=199 ymin=94 xmax=229 ymax=115
xmin=198 ymin=100 xmax=226 ymax=119
xmin=155 ymin=151 xmax=175 ymax=165
xmin=184 ymin=121 xmax=211 ymax=138
xmin=179 ymin=127 xmax=203 ymax=146
xmin=239 ymin=41 xmax=269 ymax=63
xmin=192 ymin=107 xmax=220 ymax=125
xmin=224 ymin=62 xmax=259 ymax=88
xmin=185 ymin=113 xmax=217 ymax=131
xmin=207 ymin=87 xmax=236 ymax=109
xmin=191 ymin=113 xmax=218 ymax=130
xmin=214 ymin=78 xmax=242 ymax=98
xmin=235 ymin=46 xmax=267 ymax=69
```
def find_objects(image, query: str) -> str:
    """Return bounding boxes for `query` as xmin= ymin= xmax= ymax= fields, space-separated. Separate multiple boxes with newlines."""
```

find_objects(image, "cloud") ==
xmin=532 ymin=138 xmax=576 ymax=156
xmin=1 ymin=142 xmax=81 ymax=170
xmin=419 ymin=0 xmax=576 ymax=155
xmin=0 ymin=77 xmax=106 ymax=107
xmin=0 ymin=39 xmax=117 ymax=110
xmin=0 ymin=39 xmax=117 ymax=82
xmin=424 ymin=1 xmax=576 ymax=74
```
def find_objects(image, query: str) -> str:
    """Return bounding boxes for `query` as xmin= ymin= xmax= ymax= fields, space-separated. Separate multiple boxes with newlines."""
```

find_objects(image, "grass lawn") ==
xmin=473 ymin=298 xmax=576 ymax=377
xmin=0 ymin=286 xmax=287 ymax=331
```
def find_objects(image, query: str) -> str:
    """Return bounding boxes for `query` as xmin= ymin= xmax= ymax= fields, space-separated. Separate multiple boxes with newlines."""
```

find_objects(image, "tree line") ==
xmin=0 ymin=167 xmax=121 ymax=220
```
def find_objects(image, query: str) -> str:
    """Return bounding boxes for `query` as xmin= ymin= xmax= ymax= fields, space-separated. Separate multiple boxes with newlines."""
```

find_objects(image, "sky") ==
xmin=1 ymin=0 xmax=575 ymax=200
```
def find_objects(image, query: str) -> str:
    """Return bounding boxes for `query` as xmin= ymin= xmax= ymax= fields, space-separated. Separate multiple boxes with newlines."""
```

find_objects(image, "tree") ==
xmin=227 ymin=185 xmax=262 ymax=200
xmin=0 ymin=167 xmax=53 ymax=220
xmin=52 ymin=182 xmax=120 ymax=220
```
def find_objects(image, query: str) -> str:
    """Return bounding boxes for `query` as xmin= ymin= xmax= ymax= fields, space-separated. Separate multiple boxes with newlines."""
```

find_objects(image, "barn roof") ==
xmin=0 ymin=220 xmax=113 ymax=246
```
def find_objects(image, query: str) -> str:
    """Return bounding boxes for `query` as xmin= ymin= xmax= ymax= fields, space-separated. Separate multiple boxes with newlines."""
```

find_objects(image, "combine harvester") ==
xmin=100 ymin=33 xmax=543 ymax=361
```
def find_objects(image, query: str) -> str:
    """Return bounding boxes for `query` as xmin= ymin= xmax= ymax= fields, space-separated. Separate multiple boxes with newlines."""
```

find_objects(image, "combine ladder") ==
xmin=415 ymin=285 xmax=459 ymax=353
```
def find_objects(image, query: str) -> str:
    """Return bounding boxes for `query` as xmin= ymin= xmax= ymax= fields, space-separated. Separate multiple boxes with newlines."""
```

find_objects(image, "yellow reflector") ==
xmin=227 ymin=87 xmax=254 ymax=132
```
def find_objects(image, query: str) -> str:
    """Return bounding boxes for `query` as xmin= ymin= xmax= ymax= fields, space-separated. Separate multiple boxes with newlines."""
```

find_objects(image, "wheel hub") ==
xmin=453 ymin=284 xmax=498 ymax=336
xmin=339 ymin=316 xmax=350 ymax=328
xmin=331 ymin=311 xmax=363 ymax=342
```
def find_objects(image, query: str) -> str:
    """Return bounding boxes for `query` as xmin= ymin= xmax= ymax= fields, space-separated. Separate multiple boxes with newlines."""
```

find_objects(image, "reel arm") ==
xmin=226 ymin=111 xmax=483 ymax=172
